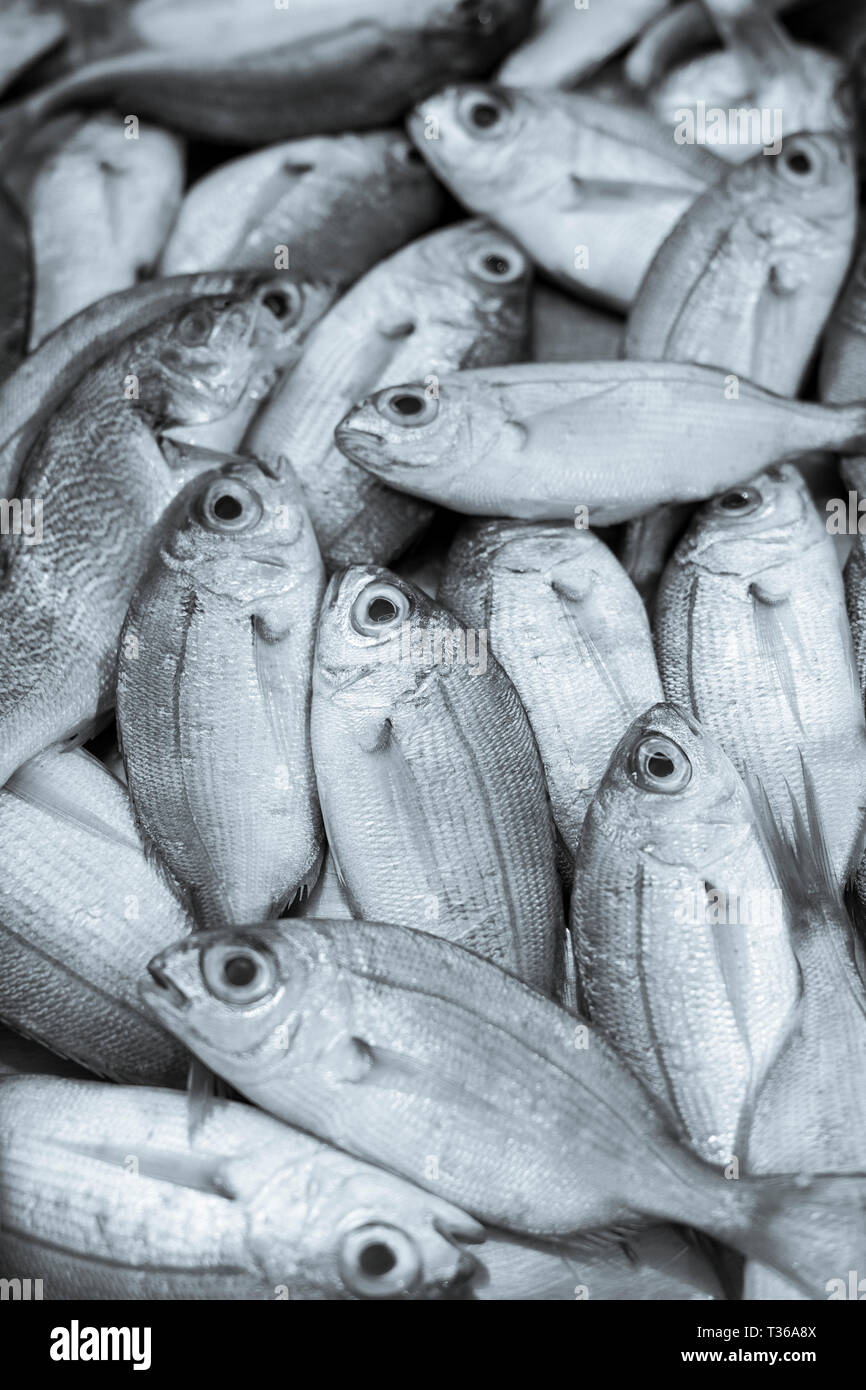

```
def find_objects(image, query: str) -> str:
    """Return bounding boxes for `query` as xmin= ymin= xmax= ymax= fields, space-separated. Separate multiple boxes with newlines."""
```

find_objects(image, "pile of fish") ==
xmin=2 ymin=0 xmax=866 ymax=1302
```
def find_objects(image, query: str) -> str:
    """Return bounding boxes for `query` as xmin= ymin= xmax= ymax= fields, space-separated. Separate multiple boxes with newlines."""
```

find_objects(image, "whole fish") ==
xmin=0 ymin=0 xmax=536 ymax=147
xmin=0 ymin=181 xmax=32 ymax=384
xmin=407 ymin=85 xmax=721 ymax=310
xmin=498 ymin=0 xmax=668 ymax=89
xmin=626 ymin=133 xmax=857 ymax=396
xmin=160 ymin=130 xmax=443 ymax=286
xmin=654 ymin=465 xmax=866 ymax=892
xmin=311 ymin=566 xmax=564 ymax=994
xmin=142 ymin=916 xmax=866 ymax=1297
xmin=335 ymin=361 xmax=866 ymax=525
xmin=18 ymin=111 xmax=185 ymax=347
xmin=0 ymin=284 xmax=329 ymax=788
xmin=531 ymin=285 xmax=624 ymax=363
xmin=571 ymin=703 xmax=798 ymax=1167
xmin=0 ymin=271 xmax=285 ymax=498
xmin=0 ymin=1076 xmax=482 ymax=1300
xmin=117 ymin=455 xmax=325 ymax=928
xmin=439 ymin=520 xmax=662 ymax=864
xmin=247 ymin=220 xmax=532 ymax=570
xmin=0 ymin=748 xmax=190 ymax=1085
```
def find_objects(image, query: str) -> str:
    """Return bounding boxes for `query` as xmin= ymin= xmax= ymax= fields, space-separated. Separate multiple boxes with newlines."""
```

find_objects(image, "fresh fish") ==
xmin=439 ymin=520 xmax=662 ymax=864
xmin=17 ymin=111 xmax=185 ymax=347
xmin=472 ymin=1227 xmax=724 ymax=1301
xmin=0 ymin=283 xmax=326 ymax=788
xmin=654 ymin=465 xmax=866 ymax=892
xmin=117 ymin=455 xmax=325 ymax=928
xmin=142 ymin=916 xmax=866 ymax=1297
xmin=0 ymin=270 xmax=284 ymax=498
xmin=311 ymin=566 xmax=564 ymax=994
xmin=407 ymin=85 xmax=722 ymax=310
xmin=498 ymin=0 xmax=668 ymax=89
xmin=246 ymin=220 xmax=532 ymax=570
xmin=0 ymin=0 xmax=536 ymax=148
xmin=289 ymin=852 xmax=353 ymax=922
xmin=0 ymin=181 xmax=32 ymax=384
xmin=334 ymin=361 xmax=866 ymax=525
xmin=0 ymin=0 xmax=65 ymax=97
xmin=626 ymin=133 xmax=858 ymax=396
xmin=531 ymin=285 xmax=624 ymax=363
xmin=819 ymin=235 xmax=866 ymax=406
xmin=0 ymin=747 xmax=190 ymax=1085
xmin=571 ymin=703 xmax=798 ymax=1167
xmin=160 ymin=130 xmax=443 ymax=286
xmin=0 ymin=1076 xmax=483 ymax=1299
xmin=0 ymin=1024 xmax=92 ymax=1081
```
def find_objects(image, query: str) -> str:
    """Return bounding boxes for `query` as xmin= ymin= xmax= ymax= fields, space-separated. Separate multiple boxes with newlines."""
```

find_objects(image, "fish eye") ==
xmin=177 ymin=306 xmax=215 ymax=346
xmin=261 ymin=285 xmax=301 ymax=324
xmin=713 ymin=486 xmax=763 ymax=517
xmin=457 ymin=89 xmax=509 ymax=137
xmin=379 ymin=388 xmax=439 ymax=428
xmin=339 ymin=1224 xmax=422 ymax=1298
xmin=351 ymin=581 xmax=411 ymax=636
xmin=631 ymin=734 xmax=692 ymax=794
xmin=779 ymin=141 xmax=819 ymax=183
xmin=471 ymin=243 xmax=526 ymax=284
xmin=198 ymin=478 xmax=263 ymax=533
xmin=201 ymin=941 xmax=277 ymax=1005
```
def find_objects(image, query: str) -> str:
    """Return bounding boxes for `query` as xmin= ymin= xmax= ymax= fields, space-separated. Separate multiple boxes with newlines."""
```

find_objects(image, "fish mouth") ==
xmin=334 ymin=424 xmax=387 ymax=469
xmin=144 ymin=959 xmax=190 ymax=1012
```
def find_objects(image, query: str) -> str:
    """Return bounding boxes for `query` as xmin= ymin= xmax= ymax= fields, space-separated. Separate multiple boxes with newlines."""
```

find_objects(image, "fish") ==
xmin=334 ymin=361 xmax=866 ymax=526
xmin=116 ymin=455 xmax=325 ymax=928
xmin=15 ymin=111 xmax=185 ymax=347
xmin=570 ymin=703 xmax=799 ymax=1167
xmin=531 ymin=284 xmax=624 ymax=363
xmin=160 ymin=129 xmax=443 ymax=286
xmin=626 ymin=133 xmax=858 ymax=396
xmin=654 ymin=465 xmax=866 ymax=893
xmin=819 ymin=234 xmax=866 ymax=407
xmin=0 ymin=0 xmax=536 ymax=148
xmin=0 ymin=1024 xmax=93 ymax=1081
xmin=0 ymin=1075 xmax=483 ymax=1300
xmin=624 ymin=0 xmax=795 ymax=91
xmin=407 ymin=85 xmax=722 ymax=310
xmin=0 ymin=283 xmax=327 ymax=788
xmin=141 ymin=915 xmax=866 ymax=1298
xmin=0 ymin=180 xmax=32 ymax=385
xmin=498 ymin=0 xmax=668 ymax=89
xmin=438 ymin=519 xmax=662 ymax=865
xmin=0 ymin=747 xmax=191 ymax=1085
xmin=0 ymin=0 xmax=65 ymax=97
xmin=310 ymin=565 xmax=564 ymax=994
xmin=246 ymin=220 xmax=533 ymax=570
xmin=0 ymin=270 xmax=291 ymax=498
xmin=289 ymin=852 xmax=353 ymax=922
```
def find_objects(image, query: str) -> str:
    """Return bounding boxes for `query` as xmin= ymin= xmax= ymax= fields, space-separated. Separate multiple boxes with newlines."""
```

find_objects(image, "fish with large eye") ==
xmin=351 ymin=581 xmax=411 ymax=636
xmin=177 ymin=305 xmax=217 ymax=347
xmin=339 ymin=1224 xmax=423 ymax=1299
xmin=457 ymin=87 xmax=512 ymax=135
xmin=201 ymin=940 xmax=277 ymax=1005
xmin=197 ymin=477 xmax=264 ymax=533
xmin=712 ymin=486 xmax=764 ymax=518
xmin=470 ymin=243 xmax=527 ymax=285
xmin=378 ymin=388 xmax=440 ymax=428
xmin=631 ymin=734 xmax=692 ymax=794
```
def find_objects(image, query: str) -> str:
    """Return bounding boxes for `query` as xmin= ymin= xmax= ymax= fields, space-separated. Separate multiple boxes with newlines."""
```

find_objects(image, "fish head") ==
xmin=254 ymin=1144 xmax=483 ymax=1300
xmin=132 ymin=278 xmax=334 ymax=428
xmin=678 ymin=464 xmax=815 ymax=580
xmin=597 ymin=702 xmax=753 ymax=869
xmin=335 ymin=377 xmax=487 ymax=489
xmin=724 ymin=132 xmax=856 ymax=235
xmin=408 ymin=83 xmax=537 ymax=193
xmin=408 ymin=220 xmax=532 ymax=352
xmin=314 ymin=565 xmax=448 ymax=709
xmin=162 ymin=454 xmax=321 ymax=604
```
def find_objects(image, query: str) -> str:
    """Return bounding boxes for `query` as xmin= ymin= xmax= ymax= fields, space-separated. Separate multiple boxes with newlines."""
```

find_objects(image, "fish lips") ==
xmin=334 ymin=420 xmax=390 ymax=473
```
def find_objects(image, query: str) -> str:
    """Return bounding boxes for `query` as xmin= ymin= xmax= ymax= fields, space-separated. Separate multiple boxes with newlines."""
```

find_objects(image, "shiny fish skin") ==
xmin=439 ymin=520 xmax=662 ymax=863
xmin=335 ymin=361 xmax=866 ymax=525
xmin=117 ymin=456 xmax=325 ymax=928
xmin=0 ymin=182 xmax=31 ymax=385
xmin=20 ymin=111 xmax=185 ymax=347
xmin=0 ymin=1076 xmax=483 ymax=1300
xmin=0 ymin=0 xmax=536 ymax=147
xmin=498 ymin=0 xmax=668 ymax=90
xmin=571 ymin=704 xmax=799 ymax=1167
xmin=0 ymin=748 xmax=190 ymax=1085
xmin=246 ymin=220 xmax=532 ymax=570
xmin=408 ymin=85 xmax=721 ymax=311
xmin=311 ymin=566 xmax=563 ymax=994
xmin=142 ymin=916 xmax=866 ymax=1297
xmin=160 ymin=130 xmax=443 ymax=285
xmin=655 ymin=465 xmax=866 ymax=891
xmin=0 ymin=286 xmax=310 ymax=788
xmin=626 ymin=133 xmax=858 ymax=396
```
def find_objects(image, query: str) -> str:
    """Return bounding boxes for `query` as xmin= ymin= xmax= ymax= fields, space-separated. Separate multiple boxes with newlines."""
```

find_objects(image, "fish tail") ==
xmin=726 ymin=1173 xmax=866 ymax=1299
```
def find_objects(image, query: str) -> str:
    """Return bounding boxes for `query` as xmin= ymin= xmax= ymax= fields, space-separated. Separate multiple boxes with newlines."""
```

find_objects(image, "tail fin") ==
xmin=731 ymin=1173 xmax=866 ymax=1300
